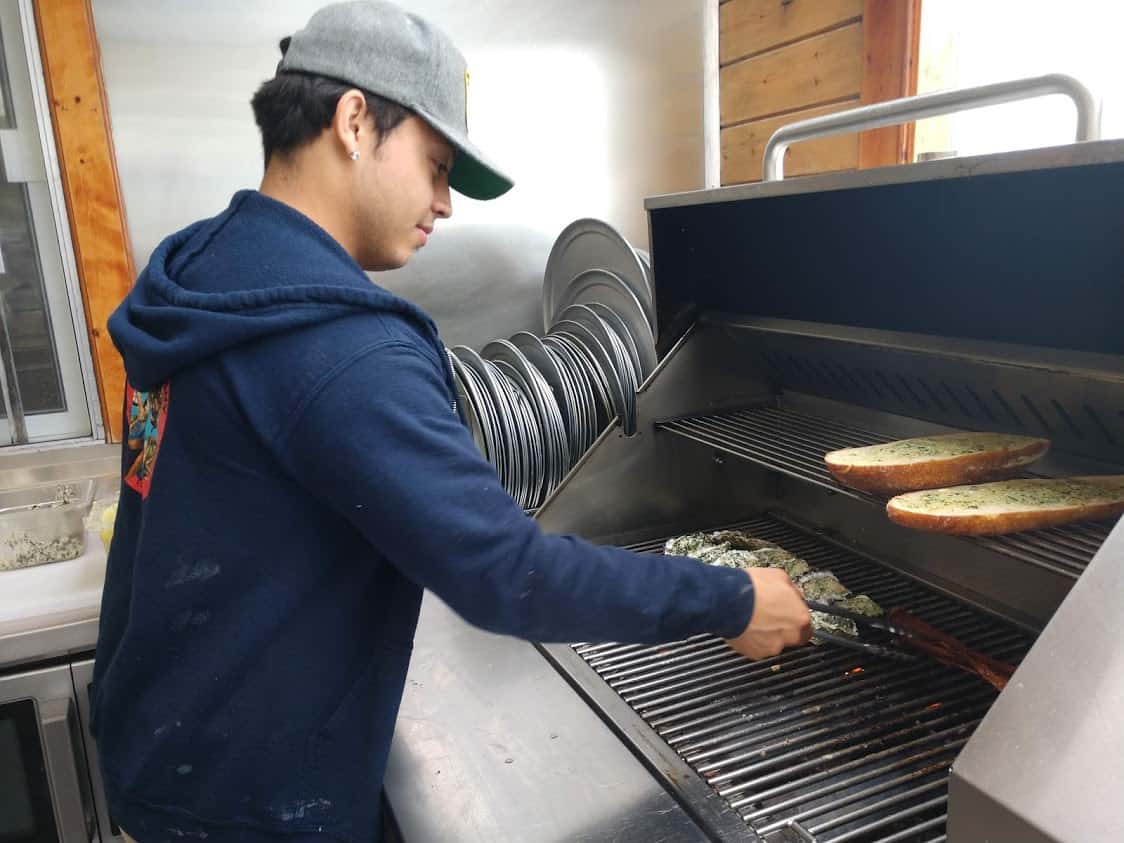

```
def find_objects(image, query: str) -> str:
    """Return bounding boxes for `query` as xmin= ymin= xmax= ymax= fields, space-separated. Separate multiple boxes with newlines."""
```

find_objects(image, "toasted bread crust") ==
xmin=885 ymin=498 xmax=1124 ymax=535
xmin=885 ymin=476 xmax=1124 ymax=535
xmin=825 ymin=438 xmax=1049 ymax=495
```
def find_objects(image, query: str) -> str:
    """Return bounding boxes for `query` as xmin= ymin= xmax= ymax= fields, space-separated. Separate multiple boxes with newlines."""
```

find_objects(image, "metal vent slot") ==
xmin=964 ymin=386 xmax=996 ymax=423
xmin=570 ymin=515 xmax=1031 ymax=843
xmin=746 ymin=345 xmax=1124 ymax=461
xmin=1084 ymin=404 xmax=1115 ymax=444
xmin=939 ymin=381 xmax=972 ymax=420
xmin=917 ymin=380 xmax=947 ymax=414
xmin=896 ymin=376 xmax=927 ymax=410
xmin=876 ymin=371 xmax=907 ymax=406
xmin=857 ymin=368 xmax=885 ymax=400
xmin=1051 ymin=399 xmax=1082 ymax=439
xmin=656 ymin=405 xmax=1112 ymax=579
xmin=1020 ymin=394 xmax=1053 ymax=434
xmin=990 ymin=390 xmax=1022 ymax=428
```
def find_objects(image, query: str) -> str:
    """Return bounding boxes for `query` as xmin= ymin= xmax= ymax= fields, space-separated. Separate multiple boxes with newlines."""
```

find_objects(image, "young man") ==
xmin=91 ymin=2 xmax=811 ymax=841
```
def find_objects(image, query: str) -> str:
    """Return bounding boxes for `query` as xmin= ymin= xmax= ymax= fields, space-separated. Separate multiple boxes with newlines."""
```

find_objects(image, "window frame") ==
xmin=33 ymin=0 xmax=135 ymax=444
xmin=859 ymin=0 xmax=924 ymax=168
xmin=0 ymin=0 xmax=105 ymax=447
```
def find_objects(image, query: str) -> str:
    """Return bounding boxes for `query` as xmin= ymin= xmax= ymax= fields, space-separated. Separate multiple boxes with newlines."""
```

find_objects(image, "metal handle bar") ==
xmin=763 ymin=73 xmax=1101 ymax=181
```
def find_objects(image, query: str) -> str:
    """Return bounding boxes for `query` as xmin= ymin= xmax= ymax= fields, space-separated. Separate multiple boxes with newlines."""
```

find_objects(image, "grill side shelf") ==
xmin=656 ymin=406 xmax=1111 ymax=580
xmin=545 ymin=515 xmax=1030 ymax=843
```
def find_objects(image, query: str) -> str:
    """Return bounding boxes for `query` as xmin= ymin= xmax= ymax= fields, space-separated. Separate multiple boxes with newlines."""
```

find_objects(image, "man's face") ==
xmin=353 ymin=115 xmax=454 ymax=271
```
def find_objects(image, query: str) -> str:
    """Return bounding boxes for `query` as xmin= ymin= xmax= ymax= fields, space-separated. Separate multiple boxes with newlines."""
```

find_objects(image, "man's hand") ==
xmin=726 ymin=568 xmax=812 ymax=660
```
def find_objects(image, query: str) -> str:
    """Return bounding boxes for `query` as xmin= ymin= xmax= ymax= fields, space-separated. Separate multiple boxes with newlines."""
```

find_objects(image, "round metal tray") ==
xmin=545 ymin=267 xmax=656 ymax=375
xmin=551 ymin=319 xmax=629 ymax=432
xmin=543 ymin=219 xmax=654 ymax=334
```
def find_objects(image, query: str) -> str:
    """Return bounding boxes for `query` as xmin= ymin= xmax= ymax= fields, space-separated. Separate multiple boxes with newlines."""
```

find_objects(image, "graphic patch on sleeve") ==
xmin=125 ymin=382 xmax=170 ymax=498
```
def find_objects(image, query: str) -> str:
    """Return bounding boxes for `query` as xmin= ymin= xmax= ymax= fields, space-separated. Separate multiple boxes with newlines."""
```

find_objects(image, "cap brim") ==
xmin=416 ymin=108 xmax=514 ymax=201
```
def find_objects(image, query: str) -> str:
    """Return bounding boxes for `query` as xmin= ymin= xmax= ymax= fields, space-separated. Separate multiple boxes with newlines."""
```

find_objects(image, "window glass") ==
xmin=915 ymin=1 xmax=1123 ymax=159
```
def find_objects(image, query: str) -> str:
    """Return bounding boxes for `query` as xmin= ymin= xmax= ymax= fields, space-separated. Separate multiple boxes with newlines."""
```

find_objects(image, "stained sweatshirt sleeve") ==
xmin=272 ymin=340 xmax=755 ymax=644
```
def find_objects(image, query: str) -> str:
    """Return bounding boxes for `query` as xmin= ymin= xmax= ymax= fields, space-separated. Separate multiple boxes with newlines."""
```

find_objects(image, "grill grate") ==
xmin=573 ymin=515 xmax=1031 ymax=842
xmin=656 ymin=405 xmax=1113 ymax=579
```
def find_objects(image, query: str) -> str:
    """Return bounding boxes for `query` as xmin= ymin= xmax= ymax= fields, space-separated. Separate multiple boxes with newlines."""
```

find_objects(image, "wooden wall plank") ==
xmin=34 ymin=0 xmax=134 ymax=442
xmin=721 ymin=98 xmax=861 ymax=185
xmin=720 ymin=23 xmax=864 ymax=126
xmin=858 ymin=0 xmax=923 ymax=168
xmin=721 ymin=0 xmax=863 ymax=65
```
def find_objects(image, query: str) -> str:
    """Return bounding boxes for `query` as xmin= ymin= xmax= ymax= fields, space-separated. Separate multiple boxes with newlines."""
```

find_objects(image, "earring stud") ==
xmin=349 ymin=150 xmax=360 ymax=161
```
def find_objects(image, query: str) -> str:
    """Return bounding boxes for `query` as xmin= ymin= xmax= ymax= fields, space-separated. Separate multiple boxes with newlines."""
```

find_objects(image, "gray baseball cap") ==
xmin=279 ymin=0 xmax=513 ymax=200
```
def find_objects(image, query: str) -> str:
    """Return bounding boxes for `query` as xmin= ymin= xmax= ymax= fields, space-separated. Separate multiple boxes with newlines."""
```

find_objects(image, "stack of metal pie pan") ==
xmin=448 ymin=218 xmax=658 ymax=510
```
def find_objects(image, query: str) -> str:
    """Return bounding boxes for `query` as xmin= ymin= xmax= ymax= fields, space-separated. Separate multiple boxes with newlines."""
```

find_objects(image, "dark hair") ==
xmin=250 ymin=71 xmax=412 ymax=163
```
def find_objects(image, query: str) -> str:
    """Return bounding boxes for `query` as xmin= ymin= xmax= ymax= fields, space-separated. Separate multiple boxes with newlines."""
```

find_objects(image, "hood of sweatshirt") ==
xmin=109 ymin=189 xmax=439 ymax=391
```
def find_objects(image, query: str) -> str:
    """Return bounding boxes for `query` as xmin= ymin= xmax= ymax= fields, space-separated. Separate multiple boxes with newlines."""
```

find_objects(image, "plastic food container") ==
xmin=84 ymin=474 xmax=121 ymax=552
xmin=0 ymin=478 xmax=94 ymax=571
xmin=85 ymin=474 xmax=120 ymax=526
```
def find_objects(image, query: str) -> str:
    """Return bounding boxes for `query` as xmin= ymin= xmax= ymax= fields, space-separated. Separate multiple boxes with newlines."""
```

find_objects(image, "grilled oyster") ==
xmin=704 ymin=530 xmax=776 ymax=551
xmin=744 ymin=547 xmax=811 ymax=579
xmin=664 ymin=532 xmax=709 ymax=556
xmin=695 ymin=543 xmax=735 ymax=563
xmin=833 ymin=594 xmax=883 ymax=617
xmin=709 ymin=546 xmax=807 ymax=577
xmin=669 ymin=531 xmax=815 ymax=579
xmin=809 ymin=611 xmax=860 ymax=638
xmin=796 ymin=571 xmax=851 ymax=603
xmin=710 ymin=549 xmax=758 ymax=569
xmin=664 ymin=529 xmax=883 ymax=640
xmin=780 ymin=558 xmax=811 ymax=579
xmin=667 ymin=529 xmax=781 ymax=558
xmin=809 ymin=593 xmax=881 ymax=641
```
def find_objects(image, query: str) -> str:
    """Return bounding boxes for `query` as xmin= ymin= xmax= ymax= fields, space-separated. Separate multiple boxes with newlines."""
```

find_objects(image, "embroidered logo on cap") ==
xmin=464 ymin=68 xmax=470 ymax=132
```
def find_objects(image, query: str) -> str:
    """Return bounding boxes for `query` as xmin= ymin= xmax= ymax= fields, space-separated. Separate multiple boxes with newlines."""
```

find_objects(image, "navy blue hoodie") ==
xmin=91 ymin=190 xmax=755 ymax=843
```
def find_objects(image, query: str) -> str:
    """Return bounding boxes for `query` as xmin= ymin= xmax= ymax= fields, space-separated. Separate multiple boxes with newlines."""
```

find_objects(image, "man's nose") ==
xmin=434 ymin=182 xmax=452 ymax=219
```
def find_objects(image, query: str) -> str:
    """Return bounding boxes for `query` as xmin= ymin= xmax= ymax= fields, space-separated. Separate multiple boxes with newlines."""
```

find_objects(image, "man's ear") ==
xmin=332 ymin=89 xmax=372 ymax=157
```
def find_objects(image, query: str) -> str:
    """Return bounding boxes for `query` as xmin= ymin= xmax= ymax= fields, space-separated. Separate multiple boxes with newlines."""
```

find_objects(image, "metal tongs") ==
xmin=805 ymin=599 xmax=919 ymax=662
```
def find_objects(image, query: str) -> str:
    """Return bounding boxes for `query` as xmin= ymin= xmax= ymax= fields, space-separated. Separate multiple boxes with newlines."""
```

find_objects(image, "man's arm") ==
xmin=271 ymin=340 xmax=760 ymax=644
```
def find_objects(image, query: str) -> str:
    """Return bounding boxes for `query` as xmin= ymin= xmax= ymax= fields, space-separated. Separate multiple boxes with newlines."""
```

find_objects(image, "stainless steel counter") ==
xmin=384 ymin=594 xmax=709 ymax=842
xmin=0 ymin=442 xmax=115 ymax=670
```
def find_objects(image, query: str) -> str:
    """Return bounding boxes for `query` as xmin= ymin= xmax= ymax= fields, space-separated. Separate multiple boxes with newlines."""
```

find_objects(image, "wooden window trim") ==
xmin=858 ymin=0 xmax=924 ymax=168
xmin=34 ymin=0 xmax=134 ymax=442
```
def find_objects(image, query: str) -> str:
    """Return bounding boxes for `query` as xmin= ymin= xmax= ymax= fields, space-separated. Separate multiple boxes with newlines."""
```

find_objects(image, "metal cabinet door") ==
xmin=0 ymin=662 xmax=98 ymax=842
xmin=70 ymin=659 xmax=120 ymax=843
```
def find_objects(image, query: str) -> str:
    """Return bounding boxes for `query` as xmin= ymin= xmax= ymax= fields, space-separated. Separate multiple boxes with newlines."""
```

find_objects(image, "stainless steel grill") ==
xmin=534 ymin=140 xmax=1124 ymax=843
xmin=572 ymin=515 xmax=1030 ymax=842
xmin=657 ymin=405 xmax=1109 ymax=580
